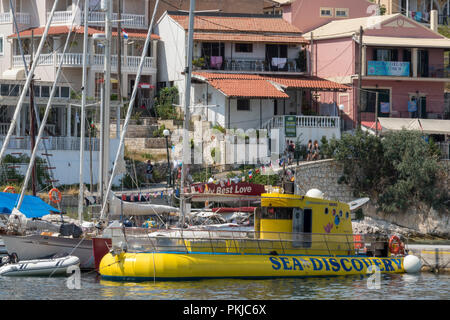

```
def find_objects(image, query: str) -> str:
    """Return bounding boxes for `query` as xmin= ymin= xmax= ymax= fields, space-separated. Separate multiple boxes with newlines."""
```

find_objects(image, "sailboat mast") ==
xmin=180 ymin=0 xmax=196 ymax=227
xmin=9 ymin=0 xmax=59 ymax=205
xmin=16 ymin=0 xmax=82 ymax=210
xmin=0 ymin=0 xmax=61 ymax=167
xmin=102 ymin=0 xmax=112 ymax=208
xmin=30 ymin=30 xmax=37 ymax=196
xmin=99 ymin=0 xmax=161 ymax=220
xmin=78 ymin=0 xmax=89 ymax=224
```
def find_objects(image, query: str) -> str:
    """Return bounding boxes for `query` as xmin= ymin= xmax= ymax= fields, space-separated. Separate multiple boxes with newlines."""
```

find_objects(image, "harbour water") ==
xmin=0 ymin=272 xmax=448 ymax=300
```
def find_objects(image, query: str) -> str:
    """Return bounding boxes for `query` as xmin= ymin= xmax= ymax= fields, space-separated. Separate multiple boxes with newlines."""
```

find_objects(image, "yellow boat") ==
xmin=99 ymin=191 xmax=421 ymax=281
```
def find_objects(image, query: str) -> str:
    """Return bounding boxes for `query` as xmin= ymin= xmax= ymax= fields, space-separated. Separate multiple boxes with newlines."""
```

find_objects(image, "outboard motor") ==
xmin=59 ymin=223 xmax=83 ymax=238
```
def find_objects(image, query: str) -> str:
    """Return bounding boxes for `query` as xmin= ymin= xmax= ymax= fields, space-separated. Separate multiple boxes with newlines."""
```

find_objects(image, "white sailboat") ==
xmin=1 ymin=0 xmax=96 ymax=269
xmin=2 ymin=0 xmax=168 ymax=270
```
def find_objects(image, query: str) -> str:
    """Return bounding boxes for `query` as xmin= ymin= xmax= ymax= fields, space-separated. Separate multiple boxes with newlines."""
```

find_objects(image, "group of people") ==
xmin=306 ymin=140 xmax=320 ymax=161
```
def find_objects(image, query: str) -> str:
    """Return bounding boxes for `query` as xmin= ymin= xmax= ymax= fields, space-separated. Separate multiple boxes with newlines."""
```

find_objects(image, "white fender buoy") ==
xmin=305 ymin=189 xmax=324 ymax=199
xmin=403 ymin=255 xmax=422 ymax=273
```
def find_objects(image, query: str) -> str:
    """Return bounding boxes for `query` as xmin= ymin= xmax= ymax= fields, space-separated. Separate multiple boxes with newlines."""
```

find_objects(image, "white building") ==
xmin=156 ymin=11 xmax=346 ymax=161
xmin=0 ymin=0 xmax=158 ymax=185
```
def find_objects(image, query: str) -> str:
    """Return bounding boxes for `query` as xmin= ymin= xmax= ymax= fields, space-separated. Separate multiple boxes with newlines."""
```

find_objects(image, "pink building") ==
xmin=266 ymin=0 xmax=377 ymax=32
xmin=303 ymin=13 xmax=450 ymax=129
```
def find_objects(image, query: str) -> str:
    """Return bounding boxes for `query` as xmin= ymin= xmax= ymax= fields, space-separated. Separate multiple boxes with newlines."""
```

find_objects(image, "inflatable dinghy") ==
xmin=0 ymin=254 xmax=80 ymax=277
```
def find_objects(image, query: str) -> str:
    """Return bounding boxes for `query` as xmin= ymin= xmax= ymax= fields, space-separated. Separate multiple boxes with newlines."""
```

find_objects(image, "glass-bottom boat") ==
xmin=99 ymin=192 xmax=422 ymax=281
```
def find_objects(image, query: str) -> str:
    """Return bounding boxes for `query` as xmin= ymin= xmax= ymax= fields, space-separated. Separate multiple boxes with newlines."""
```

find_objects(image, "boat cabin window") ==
xmin=261 ymin=207 xmax=293 ymax=220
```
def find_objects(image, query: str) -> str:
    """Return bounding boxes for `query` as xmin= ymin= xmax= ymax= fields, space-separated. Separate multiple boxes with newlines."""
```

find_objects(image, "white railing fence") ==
xmin=0 ymin=12 xmax=30 ymax=24
xmin=0 ymin=136 xmax=100 ymax=151
xmin=47 ymin=11 xmax=146 ymax=28
xmin=13 ymin=53 xmax=155 ymax=70
xmin=263 ymin=115 xmax=340 ymax=131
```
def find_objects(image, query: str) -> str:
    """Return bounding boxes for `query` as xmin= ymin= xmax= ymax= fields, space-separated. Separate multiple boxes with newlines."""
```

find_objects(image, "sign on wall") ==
xmin=367 ymin=61 xmax=410 ymax=77
xmin=285 ymin=115 xmax=297 ymax=137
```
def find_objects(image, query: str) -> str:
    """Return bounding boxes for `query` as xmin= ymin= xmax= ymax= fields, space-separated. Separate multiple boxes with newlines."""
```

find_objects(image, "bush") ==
xmin=328 ymin=129 xmax=449 ymax=213
xmin=154 ymin=87 xmax=179 ymax=120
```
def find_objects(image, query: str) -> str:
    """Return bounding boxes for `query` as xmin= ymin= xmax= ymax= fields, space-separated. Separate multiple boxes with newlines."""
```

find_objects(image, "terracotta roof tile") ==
xmin=265 ymin=76 xmax=349 ymax=90
xmin=193 ymin=72 xmax=349 ymax=91
xmin=208 ymin=78 xmax=289 ymax=99
xmin=194 ymin=32 xmax=307 ymax=44
xmin=169 ymin=13 xmax=302 ymax=34
xmin=9 ymin=26 xmax=160 ymax=40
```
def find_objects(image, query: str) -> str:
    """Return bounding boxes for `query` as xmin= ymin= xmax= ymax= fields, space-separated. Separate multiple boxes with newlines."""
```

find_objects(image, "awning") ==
xmin=0 ymin=192 xmax=60 ymax=218
xmin=2 ymin=68 xmax=26 ymax=80
xmin=379 ymin=118 xmax=422 ymax=132
xmin=418 ymin=119 xmax=450 ymax=135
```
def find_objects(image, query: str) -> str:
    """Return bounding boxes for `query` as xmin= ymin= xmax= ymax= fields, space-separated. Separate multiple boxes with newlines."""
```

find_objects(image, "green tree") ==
xmin=329 ymin=129 xmax=387 ymax=197
xmin=328 ymin=129 xmax=449 ymax=213
xmin=154 ymin=86 xmax=179 ymax=120
xmin=379 ymin=130 xmax=445 ymax=213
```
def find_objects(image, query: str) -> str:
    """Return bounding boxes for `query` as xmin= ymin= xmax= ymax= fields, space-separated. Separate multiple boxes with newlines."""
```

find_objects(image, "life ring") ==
xmin=389 ymin=235 xmax=405 ymax=255
xmin=3 ymin=186 xmax=15 ymax=193
xmin=49 ymin=188 xmax=62 ymax=204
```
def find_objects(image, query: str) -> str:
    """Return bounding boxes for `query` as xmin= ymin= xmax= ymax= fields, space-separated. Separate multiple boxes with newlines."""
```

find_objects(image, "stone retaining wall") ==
xmin=295 ymin=159 xmax=450 ymax=238
xmin=294 ymin=159 xmax=354 ymax=203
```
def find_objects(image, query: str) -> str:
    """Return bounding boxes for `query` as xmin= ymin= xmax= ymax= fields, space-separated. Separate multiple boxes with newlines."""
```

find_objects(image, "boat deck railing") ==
xmin=113 ymin=228 xmax=387 ymax=256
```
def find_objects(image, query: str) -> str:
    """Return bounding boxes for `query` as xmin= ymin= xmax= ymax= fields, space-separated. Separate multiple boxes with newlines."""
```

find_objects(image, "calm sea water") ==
xmin=0 ymin=272 xmax=448 ymax=300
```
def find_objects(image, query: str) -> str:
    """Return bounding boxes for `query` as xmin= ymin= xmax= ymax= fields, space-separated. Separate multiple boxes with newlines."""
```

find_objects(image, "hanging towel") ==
xmin=210 ymin=56 xmax=223 ymax=69
xmin=271 ymin=57 xmax=286 ymax=69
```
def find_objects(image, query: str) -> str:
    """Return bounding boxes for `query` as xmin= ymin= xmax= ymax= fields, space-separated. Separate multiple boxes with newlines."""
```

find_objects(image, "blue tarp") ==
xmin=0 ymin=192 xmax=61 ymax=218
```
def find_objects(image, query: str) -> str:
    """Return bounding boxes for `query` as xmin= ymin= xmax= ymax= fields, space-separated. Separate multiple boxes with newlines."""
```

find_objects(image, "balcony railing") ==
xmin=195 ymin=56 xmax=305 ymax=73
xmin=264 ymin=115 xmax=340 ymax=131
xmin=47 ymin=11 xmax=146 ymax=29
xmin=366 ymin=61 xmax=450 ymax=79
xmin=402 ymin=11 xmax=449 ymax=25
xmin=0 ymin=12 xmax=30 ymax=25
xmin=0 ymin=124 xmax=55 ymax=136
xmin=0 ymin=136 xmax=100 ymax=151
xmin=13 ymin=53 xmax=156 ymax=71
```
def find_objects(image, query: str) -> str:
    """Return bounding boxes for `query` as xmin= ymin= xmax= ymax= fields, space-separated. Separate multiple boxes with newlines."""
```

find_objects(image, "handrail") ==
xmin=118 ymin=227 xmax=385 ymax=256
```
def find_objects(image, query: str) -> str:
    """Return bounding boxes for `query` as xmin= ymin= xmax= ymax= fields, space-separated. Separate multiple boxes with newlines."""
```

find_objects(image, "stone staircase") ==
xmin=111 ymin=117 xmax=185 ymax=161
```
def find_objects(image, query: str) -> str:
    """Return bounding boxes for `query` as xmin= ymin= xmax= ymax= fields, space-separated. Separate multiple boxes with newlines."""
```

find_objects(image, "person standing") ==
xmin=288 ymin=140 xmax=295 ymax=165
xmin=306 ymin=140 xmax=313 ymax=161
xmin=146 ymin=160 xmax=155 ymax=184
xmin=312 ymin=140 xmax=320 ymax=161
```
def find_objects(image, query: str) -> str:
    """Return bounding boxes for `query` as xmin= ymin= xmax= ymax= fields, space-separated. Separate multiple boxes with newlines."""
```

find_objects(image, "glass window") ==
xmin=374 ymin=48 xmax=398 ymax=62
xmin=33 ymin=85 xmax=40 ymax=97
xmin=335 ymin=8 xmax=349 ymax=17
xmin=1 ymin=84 xmax=9 ymax=96
xmin=10 ymin=85 xmax=19 ymax=96
xmin=320 ymin=8 xmax=333 ymax=17
xmin=0 ymin=36 xmax=4 ymax=55
xmin=235 ymin=43 xmax=253 ymax=53
xmin=361 ymin=88 xmax=390 ymax=116
xmin=61 ymin=86 xmax=70 ymax=98
xmin=237 ymin=99 xmax=250 ymax=111
xmin=41 ymin=86 xmax=50 ymax=97
xmin=261 ymin=207 xmax=293 ymax=220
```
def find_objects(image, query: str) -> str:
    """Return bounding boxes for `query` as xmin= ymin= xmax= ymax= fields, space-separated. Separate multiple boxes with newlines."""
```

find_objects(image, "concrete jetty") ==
xmin=406 ymin=244 xmax=450 ymax=273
